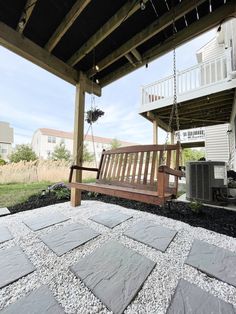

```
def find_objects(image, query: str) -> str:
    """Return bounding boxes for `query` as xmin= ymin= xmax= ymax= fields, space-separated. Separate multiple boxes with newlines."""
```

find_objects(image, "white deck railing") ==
xmin=141 ymin=55 xmax=230 ymax=106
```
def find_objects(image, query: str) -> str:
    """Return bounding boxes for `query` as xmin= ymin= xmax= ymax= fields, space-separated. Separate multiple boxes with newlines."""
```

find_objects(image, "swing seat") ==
xmin=68 ymin=143 xmax=183 ymax=206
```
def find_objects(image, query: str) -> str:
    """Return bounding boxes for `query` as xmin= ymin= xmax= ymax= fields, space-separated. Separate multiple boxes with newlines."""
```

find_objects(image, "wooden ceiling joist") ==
xmin=157 ymin=96 xmax=234 ymax=115
xmin=131 ymin=48 xmax=142 ymax=63
xmin=100 ymin=1 xmax=236 ymax=86
xmin=87 ymin=0 xmax=207 ymax=78
xmin=125 ymin=53 xmax=137 ymax=67
xmin=0 ymin=22 xmax=101 ymax=96
xmin=45 ymin=0 xmax=91 ymax=52
xmin=67 ymin=0 xmax=148 ymax=67
xmin=17 ymin=0 xmax=38 ymax=33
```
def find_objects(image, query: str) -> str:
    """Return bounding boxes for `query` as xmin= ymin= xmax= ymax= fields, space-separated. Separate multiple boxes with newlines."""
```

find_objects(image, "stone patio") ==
xmin=0 ymin=200 xmax=236 ymax=313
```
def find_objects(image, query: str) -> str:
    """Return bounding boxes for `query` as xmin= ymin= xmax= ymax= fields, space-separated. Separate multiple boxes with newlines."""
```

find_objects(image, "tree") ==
xmin=110 ymin=138 xmax=121 ymax=149
xmin=9 ymin=144 xmax=37 ymax=163
xmin=182 ymin=148 xmax=205 ymax=165
xmin=52 ymin=143 xmax=71 ymax=161
xmin=0 ymin=154 xmax=6 ymax=165
xmin=83 ymin=144 xmax=94 ymax=162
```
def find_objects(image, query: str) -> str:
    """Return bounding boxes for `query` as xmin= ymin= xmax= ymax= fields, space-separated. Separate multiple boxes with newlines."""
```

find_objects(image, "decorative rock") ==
xmin=89 ymin=211 xmax=132 ymax=228
xmin=70 ymin=240 xmax=155 ymax=314
xmin=167 ymin=279 xmax=236 ymax=313
xmin=23 ymin=212 xmax=69 ymax=231
xmin=0 ymin=226 xmax=13 ymax=244
xmin=0 ymin=285 xmax=64 ymax=313
xmin=124 ymin=221 xmax=177 ymax=252
xmin=0 ymin=246 xmax=35 ymax=288
xmin=186 ymin=239 xmax=236 ymax=287
xmin=40 ymin=222 xmax=100 ymax=256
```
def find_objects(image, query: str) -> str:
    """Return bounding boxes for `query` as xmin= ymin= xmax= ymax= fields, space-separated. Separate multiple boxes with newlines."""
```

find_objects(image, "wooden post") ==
xmin=170 ymin=132 xmax=175 ymax=144
xmin=153 ymin=120 xmax=158 ymax=144
xmin=71 ymin=77 xmax=85 ymax=207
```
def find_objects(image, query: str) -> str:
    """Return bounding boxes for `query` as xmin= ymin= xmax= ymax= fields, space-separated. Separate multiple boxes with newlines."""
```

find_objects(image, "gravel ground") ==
xmin=0 ymin=200 xmax=236 ymax=313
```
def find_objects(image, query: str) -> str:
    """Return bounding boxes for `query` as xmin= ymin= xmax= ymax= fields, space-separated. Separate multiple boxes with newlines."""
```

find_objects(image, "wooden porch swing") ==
xmin=68 ymin=10 xmax=183 ymax=206
xmin=69 ymin=142 xmax=183 ymax=206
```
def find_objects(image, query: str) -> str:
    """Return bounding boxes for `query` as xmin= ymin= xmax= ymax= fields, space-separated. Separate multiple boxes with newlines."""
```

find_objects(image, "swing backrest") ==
xmin=97 ymin=143 xmax=180 ymax=191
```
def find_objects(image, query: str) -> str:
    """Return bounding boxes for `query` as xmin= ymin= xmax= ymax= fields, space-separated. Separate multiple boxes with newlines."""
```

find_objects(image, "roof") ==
xmin=38 ymin=128 xmax=137 ymax=146
xmin=0 ymin=0 xmax=233 ymax=90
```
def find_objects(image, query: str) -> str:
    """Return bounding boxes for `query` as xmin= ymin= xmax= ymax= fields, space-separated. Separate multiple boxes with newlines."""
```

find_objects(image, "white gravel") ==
xmin=0 ymin=200 xmax=236 ymax=313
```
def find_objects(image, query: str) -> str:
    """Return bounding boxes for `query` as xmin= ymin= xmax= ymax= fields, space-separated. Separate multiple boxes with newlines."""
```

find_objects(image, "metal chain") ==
xmin=161 ymin=1 xmax=181 ymax=164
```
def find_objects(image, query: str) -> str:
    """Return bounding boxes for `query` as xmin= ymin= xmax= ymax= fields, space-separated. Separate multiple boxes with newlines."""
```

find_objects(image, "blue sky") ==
xmin=0 ymin=29 xmax=215 ymax=146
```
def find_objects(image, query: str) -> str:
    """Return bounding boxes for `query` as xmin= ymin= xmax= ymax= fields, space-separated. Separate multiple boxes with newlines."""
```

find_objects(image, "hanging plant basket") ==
xmin=85 ymin=108 xmax=104 ymax=124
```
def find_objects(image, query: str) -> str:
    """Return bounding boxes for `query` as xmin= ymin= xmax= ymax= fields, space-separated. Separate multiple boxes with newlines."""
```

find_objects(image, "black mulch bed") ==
xmin=7 ymin=191 xmax=236 ymax=238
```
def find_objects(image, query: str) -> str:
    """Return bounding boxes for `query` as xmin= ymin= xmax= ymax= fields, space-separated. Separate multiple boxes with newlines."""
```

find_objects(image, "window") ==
xmin=48 ymin=136 xmax=56 ymax=143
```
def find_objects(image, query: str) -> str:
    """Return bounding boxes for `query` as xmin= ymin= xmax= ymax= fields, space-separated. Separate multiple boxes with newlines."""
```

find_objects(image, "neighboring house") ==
xmin=139 ymin=19 xmax=236 ymax=168
xmin=0 ymin=121 xmax=14 ymax=161
xmin=31 ymin=128 xmax=136 ymax=161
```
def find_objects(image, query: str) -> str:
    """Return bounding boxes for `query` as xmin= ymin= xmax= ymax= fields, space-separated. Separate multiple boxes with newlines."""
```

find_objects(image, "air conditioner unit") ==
xmin=186 ymin=161 xmax=227 ymax=203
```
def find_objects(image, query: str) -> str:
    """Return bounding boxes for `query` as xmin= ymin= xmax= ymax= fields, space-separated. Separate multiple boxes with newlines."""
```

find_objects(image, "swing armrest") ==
xmin=158 ymin=165 xmax=184 ymax=177
xmin=69 ymin=165 xmax=99 ymax=183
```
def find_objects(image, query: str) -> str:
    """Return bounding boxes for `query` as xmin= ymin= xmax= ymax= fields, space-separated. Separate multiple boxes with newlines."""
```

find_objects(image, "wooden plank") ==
xmin=111 ymin=153 xmax=119 ymax=179
xmin=88 ymin=0 xmax=206 ymax=77
xmin=125 ymin=153 xmax=133 ymax=182
xmin=98 ymin=151 xmax=106 ymax=179
xmin=116 ymin=153 xmax=124 ymax=181
xmin=17 ymin=0 xmax=38 ymax=33
xmin=97 ymin=179 xmax=157 ymax=191
xmin=68 ymin=182 xmax=169 ymax=205
xmin=137 ymin=152 xmax=144 ymax=184
xmin=150 ymin=151 xmax=157 ymax=186
xmin=45 ymin=0 xmax=91 ymax=52
xmin=131 ymin=152 xmax=138 ymax=184
xmin=67 ymin=0 xmax=148 ymax=66
xmin=71 ymin=79 xmax=85 ymax=207
xmin=104 ymin=144 xmax=179 ymax=154
xmin=102 ymin=154 xmax=111 ymax=180
xmin=121 ymin=153 xmax=128 ymax=182
xmin=143 ymin=151 xmax=150 ymax=185
xmin=167 ymin=150 xmax=171 ymax=168
xmin=100 ymin=1 xmax=236 ymax=86
xmin=107 ymin=154 xmax=115 ymax=179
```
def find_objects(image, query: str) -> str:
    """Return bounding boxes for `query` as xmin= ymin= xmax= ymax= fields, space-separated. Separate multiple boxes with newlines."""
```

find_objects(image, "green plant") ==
xmin=110 ymin=138 xmax=122 ymax=149
xmin=0 ymin=158 xmax=6 ymax=165
xmin=189 ymin=200 xmax=202 ymax=214
xmin=52 ymin=143 xmax=71 ymax=161
xmin=52 ymin=188 xmax=71 ymax=200
xmin=9 ymin=144 xmax=37 ymax=163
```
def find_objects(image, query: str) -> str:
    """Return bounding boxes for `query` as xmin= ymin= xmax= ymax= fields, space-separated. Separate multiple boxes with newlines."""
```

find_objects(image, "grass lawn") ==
xmin=0 ymin=182 xmax=52 ymax=208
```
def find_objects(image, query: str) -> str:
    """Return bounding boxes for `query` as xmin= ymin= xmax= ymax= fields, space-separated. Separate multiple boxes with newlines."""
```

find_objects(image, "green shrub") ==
xmin=52 ymin=188 xmax=70 ymax=200
xmin=189 ymin=200 xmax=202 ymax=214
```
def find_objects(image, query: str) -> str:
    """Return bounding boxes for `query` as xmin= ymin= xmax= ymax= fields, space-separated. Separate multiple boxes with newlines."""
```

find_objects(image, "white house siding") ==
xmin=229 ymin=91 xmax=236 ymax=170
xmin=31 ymin=129 xmax=136 ymax=161
xmin=205 ymin=124 xmax=230 ymax=163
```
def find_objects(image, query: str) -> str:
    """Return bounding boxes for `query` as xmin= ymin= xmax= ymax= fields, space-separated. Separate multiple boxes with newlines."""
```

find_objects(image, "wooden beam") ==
xmin=67 ymin=0 xmax=148 ymax=66
xmin=71 ymin=79 xmax=86 ymax=206
xmin=146 ymin=111 xmax=170 ymax=131
xmin=125 ymin=53 xmax=137 ymax=67
xmin=88 ymin=0 xmax=206 ymax=77
xmin=153 ymin=120 xmax=158 ymax=144
xmin=45 ymin=0 xmax=91 ymax=52
xmin=131 ymin=48 xmax=142 ymax=63
xmin=100 ymin=1 xmax=236 ymax=86
xmin=159 ymin=115 xmax=228 ymax=124
xmin=0 ymin=22 xmax=101 ymax=96
xmin=17 ymin=0 xmax=38 ymax=33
